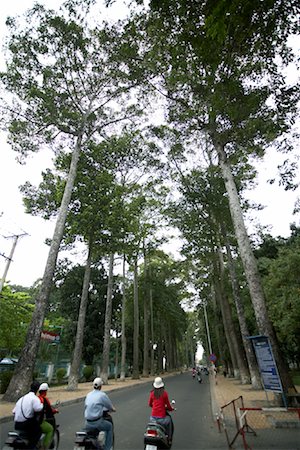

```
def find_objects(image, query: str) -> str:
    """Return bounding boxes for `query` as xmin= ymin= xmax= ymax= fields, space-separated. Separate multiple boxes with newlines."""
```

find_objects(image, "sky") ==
xmin=0 ymin=0 xmax=299 ymax=288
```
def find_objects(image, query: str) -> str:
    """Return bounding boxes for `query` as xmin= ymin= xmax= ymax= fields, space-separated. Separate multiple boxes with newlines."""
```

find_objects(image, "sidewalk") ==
xmin=213 ymin=374 xmax=276 ymax=410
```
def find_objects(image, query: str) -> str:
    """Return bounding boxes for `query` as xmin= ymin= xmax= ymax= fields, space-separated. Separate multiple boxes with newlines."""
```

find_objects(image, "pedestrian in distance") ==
xmin=148 ymin=377 xmax=175 ymax=443
xmin=84 ymin=377 xmax=116 ymax=450
xmin=12 ymin=380 xmax=44 ymax=448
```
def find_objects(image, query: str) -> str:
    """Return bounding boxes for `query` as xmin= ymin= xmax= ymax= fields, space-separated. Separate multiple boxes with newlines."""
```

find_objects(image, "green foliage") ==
xmin=0 ymin=371 xmax=14 ymax=394
xmin=0 ymin=286 xmax=34 ymax=354
xmin=82 ymin=365 xmax=94 ymax=381
xmin=56 ymin=367 xmax=67 ymax=383
xmin=258 ymin=229 xmax=300 ymax=364
xmin=56 ymin=263 xmax=122 ymax=364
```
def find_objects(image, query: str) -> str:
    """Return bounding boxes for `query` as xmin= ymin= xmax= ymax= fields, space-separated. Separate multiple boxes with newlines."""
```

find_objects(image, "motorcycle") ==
xmin=3 ymin=409 xmax=60 ymax=450
xmin=144 ymin=401 xmax=175 ymax=450
xmin=74 ymin=412 xmax=114 ymax=450
xmin=197 ymin=372 xmax=202 ymax=383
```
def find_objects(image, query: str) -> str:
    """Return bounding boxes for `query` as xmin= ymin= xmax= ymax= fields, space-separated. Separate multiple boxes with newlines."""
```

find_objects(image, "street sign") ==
xmin=41 ymin=330 xmax=60 ymax=343
xmin=209 ymin=353 xmax=217 ymax=362
xmin=249 ymin=335 xmax=283 ymax=393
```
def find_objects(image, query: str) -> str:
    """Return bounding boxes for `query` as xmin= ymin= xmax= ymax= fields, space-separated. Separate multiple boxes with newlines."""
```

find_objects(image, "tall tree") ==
xmin=1 ymin=4 xmax=140 ymax=400
xmin=129 ymin=0 xmax=299 ymax=394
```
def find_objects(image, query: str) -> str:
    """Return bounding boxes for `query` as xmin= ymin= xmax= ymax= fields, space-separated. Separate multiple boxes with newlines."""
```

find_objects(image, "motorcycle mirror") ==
xmin=55 ymin=400 xmax=60 ymax=407
xmin=171 ymin=400 xmax=176 ymax=405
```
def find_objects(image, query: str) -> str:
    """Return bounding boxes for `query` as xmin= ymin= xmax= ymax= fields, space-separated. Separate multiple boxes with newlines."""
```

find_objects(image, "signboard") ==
xmin=250 ymin=335 xmax=283 ymax=393
xmin=41 ymin=330 xmax=60 ymax=343
xmin=209 ymin=353 xmax=217 ymax=363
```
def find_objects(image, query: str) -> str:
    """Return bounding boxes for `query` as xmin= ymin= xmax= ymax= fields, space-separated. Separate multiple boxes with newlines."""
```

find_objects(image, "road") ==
xmin=1 ymin=372 xmax=226 ymax=449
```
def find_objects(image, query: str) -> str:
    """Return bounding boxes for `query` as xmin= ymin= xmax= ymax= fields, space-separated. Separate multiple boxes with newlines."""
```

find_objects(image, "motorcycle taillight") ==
xmin=146 ymin=429 xmax=158 ymax=436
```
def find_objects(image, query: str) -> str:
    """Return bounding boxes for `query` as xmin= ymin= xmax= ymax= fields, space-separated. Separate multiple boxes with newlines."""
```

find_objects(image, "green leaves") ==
xmin=0 ymin=286 xmax=34 ymax=354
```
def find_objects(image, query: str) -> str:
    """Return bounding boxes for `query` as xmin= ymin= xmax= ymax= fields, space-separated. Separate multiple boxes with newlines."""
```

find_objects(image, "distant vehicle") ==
xmin=0 ymin=358 xmax=18 ymax=372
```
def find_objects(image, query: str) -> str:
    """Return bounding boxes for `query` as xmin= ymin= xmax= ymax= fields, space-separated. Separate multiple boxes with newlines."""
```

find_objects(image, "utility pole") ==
xmin=203 ymin=302 xmax=213 ymax=355
xmin=0 ymin=232 xmax=27 ymax=292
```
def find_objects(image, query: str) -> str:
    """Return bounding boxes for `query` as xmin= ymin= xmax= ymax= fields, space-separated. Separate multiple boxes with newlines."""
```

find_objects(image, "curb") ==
xmin=209 ymin=376 xmax=220 ymax=420
xmin=0 ymin=372 xmax=179 ymax=425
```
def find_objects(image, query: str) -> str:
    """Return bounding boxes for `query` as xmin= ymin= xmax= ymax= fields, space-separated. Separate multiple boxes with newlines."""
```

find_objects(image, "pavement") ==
xmin=1 ymin=371 xmax=299 ymax=425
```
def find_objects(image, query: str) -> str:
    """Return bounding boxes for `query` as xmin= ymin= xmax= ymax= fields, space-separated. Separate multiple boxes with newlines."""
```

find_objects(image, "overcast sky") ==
xmin=0 ymin=0 xmax=299 ymax=287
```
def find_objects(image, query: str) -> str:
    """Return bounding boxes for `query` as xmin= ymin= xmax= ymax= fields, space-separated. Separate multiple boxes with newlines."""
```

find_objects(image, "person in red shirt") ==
xmin=148 ymin=377 xmax=174 ymax=442
xmin=38 ymin=383 xmax=59 ymax=450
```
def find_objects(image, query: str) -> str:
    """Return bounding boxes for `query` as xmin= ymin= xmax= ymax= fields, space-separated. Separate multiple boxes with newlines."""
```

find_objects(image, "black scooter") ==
xmin=74 ymin=412 xmax=114 ymax=450
xmin=3 ymin=415 xmax=60 ymax=450
xmin=144 ymin=401 xmax=175 ymax=450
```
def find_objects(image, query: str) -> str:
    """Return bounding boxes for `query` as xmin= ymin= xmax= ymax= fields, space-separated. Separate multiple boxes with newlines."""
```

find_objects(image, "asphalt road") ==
xmin=1 ymin=372 xmax=226 ymax=450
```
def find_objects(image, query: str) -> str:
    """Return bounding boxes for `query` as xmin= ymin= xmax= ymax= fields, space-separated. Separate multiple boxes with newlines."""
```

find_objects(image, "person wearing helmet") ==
xmin=12 ymin=380 xmax=44 ymax=448
xmin=38 ymin=382 xmax=59 ymax=450
xmin=84 ymin=377 xmax=116 ymax=450
xmin=148 ymin=377 xmax=174 ymax=443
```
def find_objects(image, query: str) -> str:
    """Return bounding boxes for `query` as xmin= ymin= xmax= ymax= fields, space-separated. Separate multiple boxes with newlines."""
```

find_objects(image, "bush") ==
xmin=82 ymin=365 xmax=94 ymax=381
xmin=56 ymin=367 xmax=67 ymax=384
xmin=0 ymin=371 xmax=14 ymax=394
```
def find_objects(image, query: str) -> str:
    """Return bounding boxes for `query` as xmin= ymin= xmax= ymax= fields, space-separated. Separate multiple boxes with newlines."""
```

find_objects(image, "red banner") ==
xmin=41 ymin=330 xmax=60 ymax=343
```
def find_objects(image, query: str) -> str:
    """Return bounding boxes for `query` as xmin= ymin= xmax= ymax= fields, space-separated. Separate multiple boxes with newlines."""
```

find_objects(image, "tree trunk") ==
xmin=143 ymin=245 xmax=149 ymax=377
xmin=101 ymin=253 xmax=115 ymax=384
xmin=150 ymin=285 xmax=155 ymax=376
xmin=217 ymin=143 xmax=295 ymax=394
xmin=120 ymin=255 xmax=127 ymax=382
xmin=132 ymin=256 xmax=140 ymax=379
xmin=222 ymin=226 xmax=262 ymax=389
xmin=115 ymin=330 xmax=119 ymax=381
xmin=217 ymin=246 xmax=251 ymax=384
xmin=68 ymin=237 xmax=93 ymax=390
xmin=212 ymin=277 xmax=239 ymax=377
xmin=3 ymin=135 xmax=83 ymax=401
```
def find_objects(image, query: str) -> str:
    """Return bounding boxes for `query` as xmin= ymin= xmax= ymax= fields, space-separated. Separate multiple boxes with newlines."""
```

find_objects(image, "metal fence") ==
xmin=220 ymin=395 xmax=256 ymax=449
xmin=238 ymin=407 xmax=300 ymax=450
xmin=220 ymin=396 xmax=300 ymax=450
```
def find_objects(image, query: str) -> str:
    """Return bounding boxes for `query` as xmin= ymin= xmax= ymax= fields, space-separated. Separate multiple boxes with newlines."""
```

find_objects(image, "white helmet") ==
xmin=153 ymin=377 xmax=164 ymax=389
xmin=93 ymin=377 xmax=103 ymax=388
xmin=39 ymin=382 xmax=49 ymax=391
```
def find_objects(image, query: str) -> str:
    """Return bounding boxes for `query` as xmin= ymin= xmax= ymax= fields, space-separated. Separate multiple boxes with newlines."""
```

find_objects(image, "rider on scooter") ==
xmin=12 ymin=380 xmax=43 ymax=448
xmin=84 ymin=377 xmax=116 ymax=450
xmin=148 ymin=377 xmax=175 ymax=444
xmin=38 ymin=382 xmax=59 ymax=450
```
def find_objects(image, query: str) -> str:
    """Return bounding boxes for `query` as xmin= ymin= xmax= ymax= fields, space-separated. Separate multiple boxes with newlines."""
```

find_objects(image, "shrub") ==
xmin=82 ymin=365 xmax=94 ymax=381
xmin=0 ymin=371 xmax=14 ymax=394
xmin=56 ymin=367 xmax=67 ymax=384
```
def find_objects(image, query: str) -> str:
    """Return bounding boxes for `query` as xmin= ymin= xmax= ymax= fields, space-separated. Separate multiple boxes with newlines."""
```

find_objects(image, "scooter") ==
xmin=144 ymin=401 xmax=175 ymax=450
xmin=197 ymin=373 xmax=202 ymax=383
xmin=74 ymin=412 xmax=114 ymax=450
xmin=3 ymin=414 xmax=60 ymax=450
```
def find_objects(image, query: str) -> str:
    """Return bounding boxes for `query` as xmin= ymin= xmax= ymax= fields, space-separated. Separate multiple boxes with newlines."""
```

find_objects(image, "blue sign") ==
xmin=209 ymin=353 xmax=217 ymax=363
xmin=249 ymin=335 xmax=283 ymax=393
